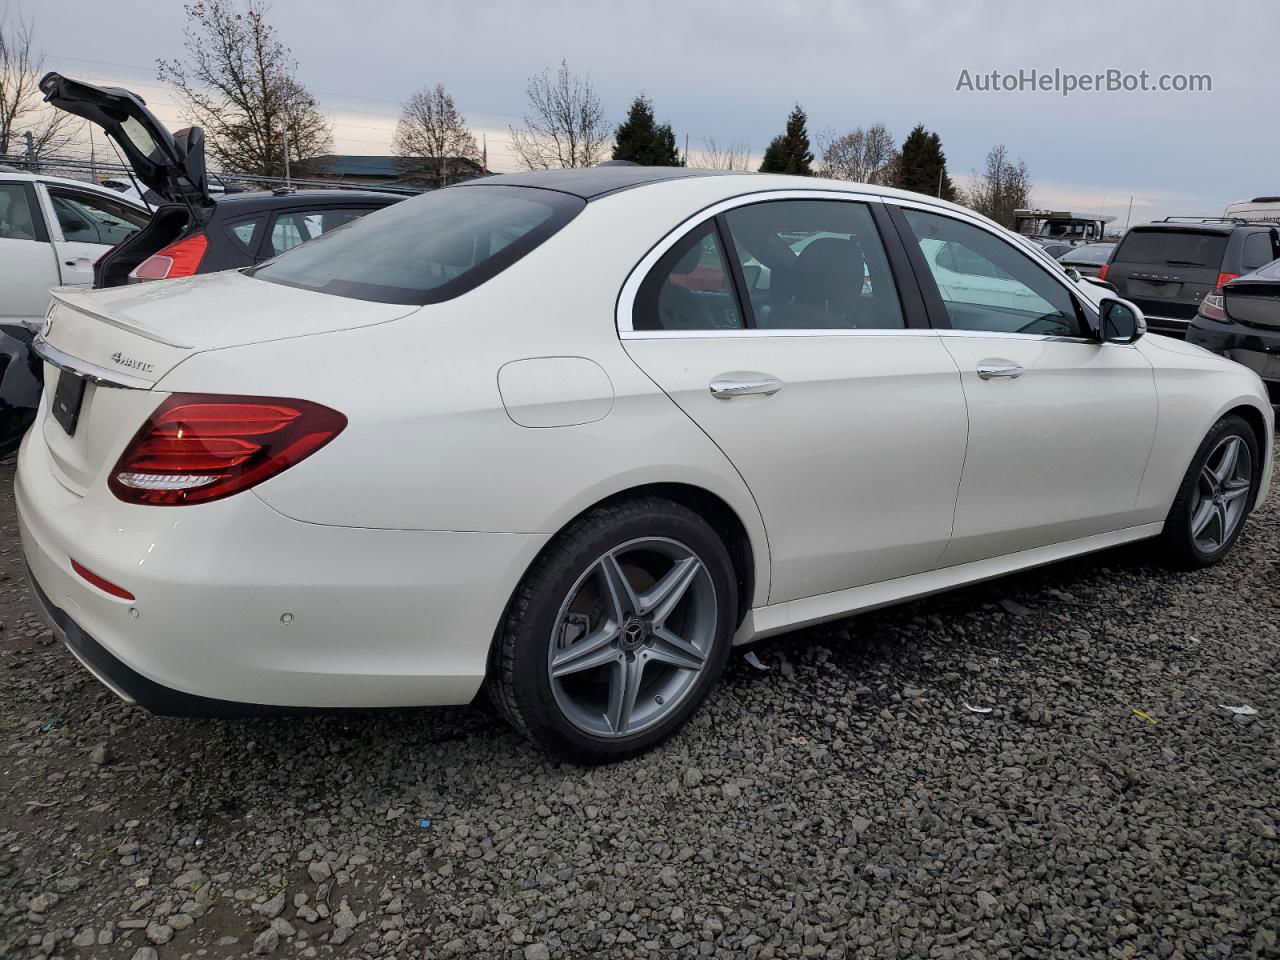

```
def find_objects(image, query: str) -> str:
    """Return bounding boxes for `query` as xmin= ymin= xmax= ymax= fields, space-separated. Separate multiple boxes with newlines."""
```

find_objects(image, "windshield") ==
xmin=252 ymin=185 xmax=584 ymax=304
xmin=1114 ymin=229 xmax=1228 ymax=268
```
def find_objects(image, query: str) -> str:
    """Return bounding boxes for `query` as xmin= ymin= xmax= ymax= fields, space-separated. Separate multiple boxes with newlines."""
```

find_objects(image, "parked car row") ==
xmin=0 ymin=74 xmax=401 ymax=454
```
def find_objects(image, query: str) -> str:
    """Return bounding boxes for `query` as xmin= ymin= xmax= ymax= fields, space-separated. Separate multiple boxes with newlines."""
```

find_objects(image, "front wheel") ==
xmin=487 ymin=497 xmax=737 ymax=763
xmin=1158 ymin=415 xmax=1259 ymax=568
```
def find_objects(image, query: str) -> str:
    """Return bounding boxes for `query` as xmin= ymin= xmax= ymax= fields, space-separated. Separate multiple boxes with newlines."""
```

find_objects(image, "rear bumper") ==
xmin=25 ymin=560 xmax=287 ymax=716
xmin=16 ymin=428 xmax=549 ymax=711
xmin=1143 ymin=314 xmax=1192 ymax=337
xmin=1187 ymin=320 xmax=1280 ymax=401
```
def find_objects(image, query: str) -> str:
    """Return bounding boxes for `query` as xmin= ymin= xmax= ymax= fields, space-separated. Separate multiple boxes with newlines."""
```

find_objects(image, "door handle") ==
xmin=709 ymin=373 xmax=784 ymax=399
xmin=976 ymin=359 xmax=1024 ymax=380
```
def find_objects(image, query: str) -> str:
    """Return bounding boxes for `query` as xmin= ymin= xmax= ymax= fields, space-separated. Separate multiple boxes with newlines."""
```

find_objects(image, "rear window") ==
xmin=252 ymin=186 xmax=584 ymax=304
xmin=1064 ymin=245 xmax=1112 ymax=265
xmin=1115 ymin=229 xmax=1228 ymax=269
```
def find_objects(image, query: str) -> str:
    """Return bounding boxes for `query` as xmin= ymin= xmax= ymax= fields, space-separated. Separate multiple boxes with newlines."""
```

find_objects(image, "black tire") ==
xmin=486 ymin=497 xmax=738 ymax=763
xmin=1157 ymin=414 xmax=1260 ymax=569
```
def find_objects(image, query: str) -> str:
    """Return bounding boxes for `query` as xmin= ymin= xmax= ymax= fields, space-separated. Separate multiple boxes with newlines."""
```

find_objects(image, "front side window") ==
xmin=48 ymin=189 xmax=148 ymax=245
xmin=0 ymin=184 xmax=37 ymax=241
xmin=633 ymin=222 xmax=742 ymax=332
xmin=253 ymin=186 xmax=583 ymax=305
xmin=723 ymin=200 xmax=904 ymax=330
xmin=903 ymin=208 xmax=1084 ymax=337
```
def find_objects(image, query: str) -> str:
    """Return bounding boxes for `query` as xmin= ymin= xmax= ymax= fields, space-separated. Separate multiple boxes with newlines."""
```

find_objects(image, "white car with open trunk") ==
xmin=17 ymin=167 xmax=1273 ymax=761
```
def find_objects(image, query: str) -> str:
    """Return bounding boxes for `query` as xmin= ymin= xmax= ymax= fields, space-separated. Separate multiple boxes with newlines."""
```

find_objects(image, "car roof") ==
xmin=454 ymin=167 xmax=1001 ymax=225
xmin=0 ymin=170 xmax=151 ymax=206
xmin=1130 ymin=220 xmax=1273 ymax=235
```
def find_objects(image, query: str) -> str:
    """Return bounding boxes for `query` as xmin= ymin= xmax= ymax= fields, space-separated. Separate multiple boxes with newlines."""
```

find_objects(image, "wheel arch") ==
xmin=1222 ymin=401 xmax=1272 ymax=509
xmin=482 ymin=479 xmax=766 ymax=688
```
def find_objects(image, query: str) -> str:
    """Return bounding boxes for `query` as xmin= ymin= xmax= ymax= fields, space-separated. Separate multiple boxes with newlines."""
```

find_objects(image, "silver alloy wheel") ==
xmin=548 ymin=537 xmax=717 ymax=738
xmin=1190 ymin=434 xmax=1253 ymax=553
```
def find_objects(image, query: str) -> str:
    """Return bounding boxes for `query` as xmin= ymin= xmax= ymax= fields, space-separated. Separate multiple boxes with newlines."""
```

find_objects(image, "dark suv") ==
xmin=1100 ymin=218 xmax=1280 ymax=337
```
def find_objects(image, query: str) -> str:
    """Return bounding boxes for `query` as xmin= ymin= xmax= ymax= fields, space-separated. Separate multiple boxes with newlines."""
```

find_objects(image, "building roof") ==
xmin=300 ymin=154 xmax=483 ymax=178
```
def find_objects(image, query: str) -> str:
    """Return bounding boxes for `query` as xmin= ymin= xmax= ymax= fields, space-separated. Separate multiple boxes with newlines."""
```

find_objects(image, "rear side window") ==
xmin=223 ymin=216 xmax=264 ymax=253
xmin=722 ymin=199 xmax=904 ymax=330
xmin=1242 ymin=232 xmax=1276 ymax=272
xmin=252 ymin=186 xmax=583 ymax=304
xmin=0 ymin=183 xmax=38 ymax=241
xmin=268 ymin=207 xmax=378 ymax=256
xmin=633 ymin=223 xmax=742 ymax=331
xmin=1115 ymin=229 xmax=1228 ymax=268
xmin=47 ymin=189 xmax=148 ymax=245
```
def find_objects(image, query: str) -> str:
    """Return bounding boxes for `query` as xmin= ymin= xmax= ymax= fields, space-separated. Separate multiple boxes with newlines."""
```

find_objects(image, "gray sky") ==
xmin=32 ymin=0 xmax=1280 ymax=223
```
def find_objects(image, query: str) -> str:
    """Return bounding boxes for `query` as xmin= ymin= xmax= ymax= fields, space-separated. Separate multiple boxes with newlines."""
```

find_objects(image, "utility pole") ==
xmin=937 ymin=165 xmax=943 ymax=198
xmin=283 ymin=128 xmax=292 ymax=188
xmin=1125 ymin=195 xmax=1133 ymax=232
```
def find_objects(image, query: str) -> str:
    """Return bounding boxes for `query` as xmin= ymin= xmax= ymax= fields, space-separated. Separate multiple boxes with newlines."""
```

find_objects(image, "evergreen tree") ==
xmin=612 ymin=95 xmax=683 ymax=166
xmin=894 ymin=124 xmax=956 ymax=200
xmin=758 ymin=104 xmax=813 ymax=176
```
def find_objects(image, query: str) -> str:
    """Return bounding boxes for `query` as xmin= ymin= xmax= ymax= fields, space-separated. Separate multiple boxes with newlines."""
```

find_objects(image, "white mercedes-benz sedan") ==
xmin=16 ymin=167 xmax=1274 ymax=761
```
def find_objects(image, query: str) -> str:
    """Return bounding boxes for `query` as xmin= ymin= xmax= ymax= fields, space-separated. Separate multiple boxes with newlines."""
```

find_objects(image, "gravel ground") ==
xmin=2 ymin=454 xmax=1278 ymax=960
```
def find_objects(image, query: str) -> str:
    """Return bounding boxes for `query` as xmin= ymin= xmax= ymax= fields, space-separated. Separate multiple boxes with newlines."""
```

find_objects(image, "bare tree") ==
xmin=508 ymin=61 xmax=607 ymax=170
xmin=816 ymin=123 xmax=897 ymax=184
xmin=157 ymin=0 xmax=331 ymax=178
xmin=393 ymin=84 xmax=480 ymax=187
xmin=961 ymin=144 xmax=1032 ymax=228
xmin=691 ymin=137 xmax=751 ymax=171
xmin=0 ymin=9 xmax=79 ymax=159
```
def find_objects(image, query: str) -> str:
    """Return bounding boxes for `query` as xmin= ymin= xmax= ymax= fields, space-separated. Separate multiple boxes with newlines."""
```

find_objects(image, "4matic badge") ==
xmin=110 ymin=352 xmax=155 ymax=374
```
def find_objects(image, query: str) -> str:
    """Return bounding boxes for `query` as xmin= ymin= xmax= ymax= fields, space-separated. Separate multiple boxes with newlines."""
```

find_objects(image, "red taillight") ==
xmin=129 ymin=232 xmax=208 ymax=282
xmin=71 ymin=559 xmax=135 ymax=600
xmin=1200 ymin=288 xmax=1228 ymax=323
xmin=1096 ymin=263 xmax=1109 ymax=282
xmin=108 ymin=395 xmax=347 ymax=506
xmin=1215 ymin=272 xmax=1239 ymax=290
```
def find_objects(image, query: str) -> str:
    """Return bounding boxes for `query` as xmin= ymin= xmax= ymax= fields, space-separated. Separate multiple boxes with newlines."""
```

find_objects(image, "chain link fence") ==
xmin=0 ymin=151 xmax=423 ymax=196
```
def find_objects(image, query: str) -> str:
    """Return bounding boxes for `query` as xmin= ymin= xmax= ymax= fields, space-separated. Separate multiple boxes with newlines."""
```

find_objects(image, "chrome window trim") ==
xmin=617 ymin=188 xmax=1106 ymax=343
xmin=622 ymin=327 xmax=939 ymax=340
xmin=617 ymin=189 xmax=905 ymax=338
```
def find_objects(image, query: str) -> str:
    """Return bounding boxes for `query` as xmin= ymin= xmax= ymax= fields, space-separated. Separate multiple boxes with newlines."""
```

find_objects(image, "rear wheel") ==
xmin=1158 ymin=415 xmax=1259 ymax=568
xmin=487 ymin=498 xmax=737 ymax=763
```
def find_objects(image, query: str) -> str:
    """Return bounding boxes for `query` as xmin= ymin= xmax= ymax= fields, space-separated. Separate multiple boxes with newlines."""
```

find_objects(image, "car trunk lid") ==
xmin=34 ymin=271 xmax=418 ymax=494
xmin=39 ymin=72 xmax=214 ymax=219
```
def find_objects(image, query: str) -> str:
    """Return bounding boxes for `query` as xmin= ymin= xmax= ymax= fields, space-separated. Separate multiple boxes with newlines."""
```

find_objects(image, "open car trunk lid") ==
xmin=39 ymin=72 xmax=213 ymax=215
xmin=33 ymin=271 xmax=418 ymax=495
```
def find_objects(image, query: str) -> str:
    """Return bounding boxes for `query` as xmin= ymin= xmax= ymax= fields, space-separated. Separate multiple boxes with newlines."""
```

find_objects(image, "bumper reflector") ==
xmin=71 ymin=559 xmax=136 ymax=601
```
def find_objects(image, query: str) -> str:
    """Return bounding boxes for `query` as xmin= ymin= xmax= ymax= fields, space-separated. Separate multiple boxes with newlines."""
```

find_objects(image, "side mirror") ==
xmin=1064 ymin=266 xmax=1082 ymax=282
xmin=1099 ymin=297 xmax=1145 ymax=344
